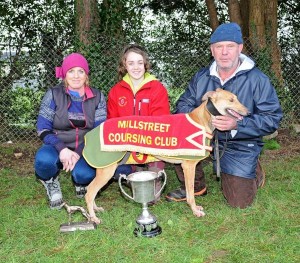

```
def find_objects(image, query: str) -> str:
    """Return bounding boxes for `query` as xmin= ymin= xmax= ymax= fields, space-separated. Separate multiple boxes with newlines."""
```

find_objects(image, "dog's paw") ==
xmin=93 ymin=201 xmax=104 ymax=212
xmin=94 ymin=206 xmax=104 ymax=212
xmin=193 ymin=206 xmax=206 ymax=217
xmin=197 ymin=205 xmax=204 ymax=211
xmin=90 ymin=216 xmax=102 ymax=225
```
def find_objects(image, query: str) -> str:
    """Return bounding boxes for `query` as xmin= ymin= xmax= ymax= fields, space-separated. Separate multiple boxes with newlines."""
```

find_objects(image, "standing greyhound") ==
xmin=83 ymin=88 xmax=249 ymax=224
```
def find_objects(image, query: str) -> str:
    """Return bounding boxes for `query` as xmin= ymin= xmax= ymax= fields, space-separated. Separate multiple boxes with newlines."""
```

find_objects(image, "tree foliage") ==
xmin=0 ymin=0 xmax=298 ymax=128
xmin=277 ymin=0 xmax=300 ymax=119
xmin=0 ymin=0 xmax=298 ymax=93
xmin=0 ymin=0 xmax=74 ymax=91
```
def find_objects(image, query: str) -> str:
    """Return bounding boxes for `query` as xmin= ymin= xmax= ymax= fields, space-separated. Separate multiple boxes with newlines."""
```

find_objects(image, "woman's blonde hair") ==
xmin=117 ymin=44 xmax=151 ymax=80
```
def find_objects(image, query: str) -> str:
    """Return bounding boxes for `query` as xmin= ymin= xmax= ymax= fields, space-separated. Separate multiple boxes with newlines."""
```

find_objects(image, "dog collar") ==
xmin=206 ymin=98 xmax=222 ymax=116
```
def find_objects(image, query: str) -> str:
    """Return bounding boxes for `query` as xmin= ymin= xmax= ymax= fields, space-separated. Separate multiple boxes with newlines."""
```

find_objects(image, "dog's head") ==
xmin=203 ymin=88 xmax=249 ymax=120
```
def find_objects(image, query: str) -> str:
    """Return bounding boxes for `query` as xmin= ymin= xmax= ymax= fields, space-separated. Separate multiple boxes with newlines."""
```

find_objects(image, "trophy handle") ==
xmin=118 ymin=174 xmax=134 ymax=201
xmin=155 ymin=170 xmax=167 ymax=199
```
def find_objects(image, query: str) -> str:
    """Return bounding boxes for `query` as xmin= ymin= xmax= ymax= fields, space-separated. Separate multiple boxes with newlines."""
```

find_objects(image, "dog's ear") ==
xmin=202 ymin=91 xmax=216 ymax=101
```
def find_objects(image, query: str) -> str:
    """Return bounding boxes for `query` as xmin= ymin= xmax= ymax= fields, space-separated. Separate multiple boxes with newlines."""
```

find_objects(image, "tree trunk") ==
xmin=228 ymin=0 xmax=243 ymax=26
xmin=75 ymin=0 xmax=100 ymax=46
xmin=264 ymin=0 xmax=282 ymax=81
xmin=228 ymin=0 xmax=250 ymax=55
xmin=239 ymin=0 xmax=250 ymax=38
xmin=248 ymin=0 xmax=283 ymax=83
xmin=249 ymin=0 xmax=266 ymax=49
xmin=205 ymin=0 xmax=219 ymax=31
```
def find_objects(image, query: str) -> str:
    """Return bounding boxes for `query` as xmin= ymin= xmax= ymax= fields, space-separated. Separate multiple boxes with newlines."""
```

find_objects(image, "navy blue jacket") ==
xmin=176 ymin=54 xmax=283 ymax=179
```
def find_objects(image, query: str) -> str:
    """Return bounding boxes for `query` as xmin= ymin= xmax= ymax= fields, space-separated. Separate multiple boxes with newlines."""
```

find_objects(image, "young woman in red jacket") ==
xmin=108 ymin=44 xmax=170 ymax=202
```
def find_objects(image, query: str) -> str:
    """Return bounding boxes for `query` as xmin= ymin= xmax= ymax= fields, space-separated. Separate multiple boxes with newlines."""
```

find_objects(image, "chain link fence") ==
xmin=0 ymin=37 xmax=299 ymax=143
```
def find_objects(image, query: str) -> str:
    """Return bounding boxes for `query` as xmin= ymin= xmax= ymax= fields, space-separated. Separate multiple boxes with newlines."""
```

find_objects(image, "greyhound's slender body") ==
xmin=83 ymin=88 xmax=249 ymax=224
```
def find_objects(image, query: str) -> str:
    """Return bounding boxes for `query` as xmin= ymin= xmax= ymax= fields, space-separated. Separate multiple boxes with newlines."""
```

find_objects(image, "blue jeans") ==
xmin=34 ymin=145 xmax=133 ymax=185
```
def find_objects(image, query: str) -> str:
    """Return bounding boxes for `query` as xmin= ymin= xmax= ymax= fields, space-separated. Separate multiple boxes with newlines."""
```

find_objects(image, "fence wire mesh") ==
xmin=0 ymin=37 xmax=299 ymax=143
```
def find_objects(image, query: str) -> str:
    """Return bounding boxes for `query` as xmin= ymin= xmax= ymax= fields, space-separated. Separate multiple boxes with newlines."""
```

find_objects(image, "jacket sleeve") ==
xmin=175 ymin=69 xmax=209 ymax=114
xmin=36 ymin=89 xmax=67 ymax=152
xmin=235 ymin=73 xmax=283 ymax=139
xmin=107 ymin=86 xmax=120 ymax=119
xmin=94 ymin=92 xmax=107 ymax=127
xmin=149 ymin=81 xmax=171 ymax=116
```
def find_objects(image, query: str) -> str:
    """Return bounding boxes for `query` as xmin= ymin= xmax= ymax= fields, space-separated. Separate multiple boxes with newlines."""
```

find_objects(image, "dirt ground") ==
xmin=260 ymin=128 xmax=300 ymax=163
xmin=0 ymin=128 xmax=299 ymax=176
xmin=0 ymin=140 xmax=40 ymax=176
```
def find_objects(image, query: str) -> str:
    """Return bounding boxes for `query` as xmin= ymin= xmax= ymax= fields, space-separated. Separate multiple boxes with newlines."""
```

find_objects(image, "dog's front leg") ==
xmin=181 ymin=160 xmax=205 ymax=217
xmin=85 ymin=163 xmax=118 ymax=224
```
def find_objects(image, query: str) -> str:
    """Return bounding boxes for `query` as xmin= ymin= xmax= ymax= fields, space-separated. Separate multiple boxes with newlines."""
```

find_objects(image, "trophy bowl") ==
xmin=119 ymin=170 xmax=167 ymax=237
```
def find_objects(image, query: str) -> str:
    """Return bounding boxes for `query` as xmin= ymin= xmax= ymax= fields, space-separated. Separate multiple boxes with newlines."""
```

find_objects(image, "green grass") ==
xmin=263 ymin=139 xmax=281 ymax=150
xmin=0 ymin=156 xmax=299 ymax=263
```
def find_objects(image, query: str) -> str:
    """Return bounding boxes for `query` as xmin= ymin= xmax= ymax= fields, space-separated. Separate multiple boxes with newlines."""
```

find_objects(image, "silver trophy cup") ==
xmin=118 ymin=170 xmax=167 ymax=237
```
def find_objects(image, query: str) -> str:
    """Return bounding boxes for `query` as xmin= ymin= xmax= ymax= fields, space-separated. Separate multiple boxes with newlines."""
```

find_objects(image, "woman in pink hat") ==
xmin=34 ymin=53 xmax=107 ymax=209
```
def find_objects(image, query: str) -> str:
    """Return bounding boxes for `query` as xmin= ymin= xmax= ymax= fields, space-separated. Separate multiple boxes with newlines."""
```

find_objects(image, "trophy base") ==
xmin=60 ymin=222 xmax=97 ymax=233
xmin=134 ymin=222 xmax=162 ymax=237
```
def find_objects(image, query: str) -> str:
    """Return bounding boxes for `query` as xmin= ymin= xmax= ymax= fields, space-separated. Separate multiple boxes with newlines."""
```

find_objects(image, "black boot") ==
xmin=166 ymin=163 xmax=207 ymax=202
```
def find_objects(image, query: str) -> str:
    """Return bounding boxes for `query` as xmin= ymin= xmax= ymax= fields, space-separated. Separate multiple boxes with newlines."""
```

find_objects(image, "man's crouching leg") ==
xmin=221 ymin=173 xmax=258 ymax=209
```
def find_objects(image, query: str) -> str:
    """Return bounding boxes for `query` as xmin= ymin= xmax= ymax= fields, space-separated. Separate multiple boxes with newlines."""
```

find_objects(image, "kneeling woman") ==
xmin=34 ymin=53 xmax=107 ymax=209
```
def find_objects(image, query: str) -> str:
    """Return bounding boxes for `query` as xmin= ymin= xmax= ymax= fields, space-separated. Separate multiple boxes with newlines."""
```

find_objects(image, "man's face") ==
xmin=210 ymin=41 xmax=243 ymax=72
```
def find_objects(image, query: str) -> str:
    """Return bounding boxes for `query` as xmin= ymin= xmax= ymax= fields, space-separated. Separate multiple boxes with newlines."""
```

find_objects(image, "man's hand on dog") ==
xmin=59 ymin=148 xmax=80 ymax=172
xmin=212 ymin=115 xmax=237 ymax=131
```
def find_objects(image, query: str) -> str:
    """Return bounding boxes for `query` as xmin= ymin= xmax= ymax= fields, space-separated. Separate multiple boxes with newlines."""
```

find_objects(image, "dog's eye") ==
xmin=230 ymin=98 xmax=234 ymax=102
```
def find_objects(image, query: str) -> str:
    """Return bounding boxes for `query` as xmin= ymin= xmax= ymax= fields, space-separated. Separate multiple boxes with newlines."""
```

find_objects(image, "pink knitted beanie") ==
xmin=55 ymin=53 xmax=89 ymax=79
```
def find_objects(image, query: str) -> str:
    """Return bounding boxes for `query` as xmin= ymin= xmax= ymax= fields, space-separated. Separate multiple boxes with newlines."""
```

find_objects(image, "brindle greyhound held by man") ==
xmin=83 ymin=88 xmax=249 ymax=224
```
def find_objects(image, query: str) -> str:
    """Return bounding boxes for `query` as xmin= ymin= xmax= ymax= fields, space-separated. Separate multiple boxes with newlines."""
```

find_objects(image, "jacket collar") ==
xmin=209 ymin=54 xmax=255 ymax=84
xmin=84 ymin=86 xmax=95 ymax=99
xmin=65 ymin=86 xmax=95 ymax=99
xmin=123 ymin=72 xmax=157 ymax=93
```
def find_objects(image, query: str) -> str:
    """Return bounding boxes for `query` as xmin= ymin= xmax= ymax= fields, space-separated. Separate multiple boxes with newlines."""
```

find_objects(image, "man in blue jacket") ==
xmin=166 ymin=22 xmax=283 ymax=208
